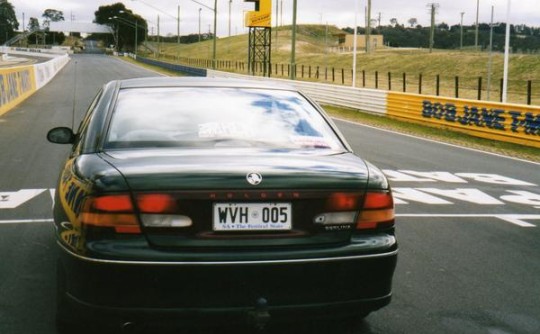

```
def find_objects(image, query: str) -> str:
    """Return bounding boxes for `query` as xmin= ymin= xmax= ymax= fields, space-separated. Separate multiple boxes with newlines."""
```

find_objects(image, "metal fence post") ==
xmin=478 ymin=77 xmax=482 ymax=100
xmin=527 ymin=80 xmax=532 ymax=105
xmin=403 ymin=73 xmax=406 ymax=92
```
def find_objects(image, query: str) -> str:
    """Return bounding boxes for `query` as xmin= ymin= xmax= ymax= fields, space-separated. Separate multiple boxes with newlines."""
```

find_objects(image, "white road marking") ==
xmin=0 ymin=219 xmax=54 ymax=224
xmin=397 ymin=214 xmax=539 ymax=227
xmin=0 ymin=189 xmax=47 ymax=209
xmin=49 ymin=189 xmax=56 ymax=208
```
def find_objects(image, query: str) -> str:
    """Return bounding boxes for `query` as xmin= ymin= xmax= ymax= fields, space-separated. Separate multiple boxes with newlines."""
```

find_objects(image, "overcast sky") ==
xmin=8 ymin=0 xmax=540 ymax=37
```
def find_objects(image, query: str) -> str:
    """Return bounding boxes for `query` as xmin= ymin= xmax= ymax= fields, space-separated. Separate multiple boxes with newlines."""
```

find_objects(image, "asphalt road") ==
xmin=0 ymin=54 xmax=539 ymax=334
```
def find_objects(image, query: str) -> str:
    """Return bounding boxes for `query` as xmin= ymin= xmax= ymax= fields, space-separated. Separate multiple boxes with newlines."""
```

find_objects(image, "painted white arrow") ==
xmin=496 ymin=215 xmax=540 ymax=228
xmin=0 ymin=189 xmax=47 ymax=209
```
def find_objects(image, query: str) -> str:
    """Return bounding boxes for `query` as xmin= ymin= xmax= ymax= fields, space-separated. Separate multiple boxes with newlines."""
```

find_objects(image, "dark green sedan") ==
xmin=47 ymin=77 xmax=397 ymax=332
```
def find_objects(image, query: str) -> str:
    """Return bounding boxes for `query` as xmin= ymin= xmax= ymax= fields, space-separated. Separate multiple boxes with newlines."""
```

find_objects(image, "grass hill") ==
xmin=143 ymin=25 xmax=540 ymax=105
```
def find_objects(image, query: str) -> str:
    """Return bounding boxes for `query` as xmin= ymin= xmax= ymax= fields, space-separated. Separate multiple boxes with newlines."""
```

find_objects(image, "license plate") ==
xmin=213 ymin=203 xmax=292 ymax=231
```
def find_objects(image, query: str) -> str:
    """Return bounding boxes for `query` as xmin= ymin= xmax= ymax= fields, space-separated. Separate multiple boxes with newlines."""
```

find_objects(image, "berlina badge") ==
xmin=246 ymin=173 xmax=263 ymax=186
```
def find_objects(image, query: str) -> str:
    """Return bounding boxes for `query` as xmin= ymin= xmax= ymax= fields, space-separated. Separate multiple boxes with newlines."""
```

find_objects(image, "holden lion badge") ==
xmin=246 ymin=172 xmax=263 ymax=186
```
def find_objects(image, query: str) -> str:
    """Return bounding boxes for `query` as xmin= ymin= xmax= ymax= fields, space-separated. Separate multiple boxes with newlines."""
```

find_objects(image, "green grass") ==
xmin=144 ymin=24 xmax=540 ymax=104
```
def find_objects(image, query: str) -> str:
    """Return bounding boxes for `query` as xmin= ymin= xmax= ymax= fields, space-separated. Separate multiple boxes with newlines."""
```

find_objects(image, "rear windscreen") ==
xmin=105 ymin=87 xmax=345 ymax=151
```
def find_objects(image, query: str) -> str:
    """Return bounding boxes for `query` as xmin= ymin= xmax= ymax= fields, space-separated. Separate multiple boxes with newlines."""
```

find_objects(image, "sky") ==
xmin=8 ymin=0 xmax=540 ymax=37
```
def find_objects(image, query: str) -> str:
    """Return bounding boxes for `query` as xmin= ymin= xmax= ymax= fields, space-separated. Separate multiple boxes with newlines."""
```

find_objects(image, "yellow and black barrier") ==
xmin=0 ymin=66 xmax=37 ymax=117
xmin=387 ymin=92 xmax=540 ymax=148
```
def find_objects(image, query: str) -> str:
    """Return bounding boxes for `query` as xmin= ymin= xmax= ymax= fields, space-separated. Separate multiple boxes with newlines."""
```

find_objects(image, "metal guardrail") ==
xmin=206 ymin=69 xmax=388 ymax=115
xmin=135 ymin=56 xmax=207 ymax=77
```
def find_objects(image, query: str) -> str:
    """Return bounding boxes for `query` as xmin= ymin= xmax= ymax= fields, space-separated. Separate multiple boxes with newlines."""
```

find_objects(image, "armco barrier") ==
xmin=387 ymin=92 xmax=540 ymax=148
xmin=0 ymin=66 xmax=37 ymax=117
xmin=207 ymin=69 xmax=388 ymax=115
xmin=135 ymin=56 xmax=207 ymax=77
xmin=0 ymin=52 xmax=69 ymax=117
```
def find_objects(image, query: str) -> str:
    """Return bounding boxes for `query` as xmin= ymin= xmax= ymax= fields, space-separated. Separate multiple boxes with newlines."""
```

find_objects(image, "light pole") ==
xmin=191 ymin=0 xmax=217 ymax=69
xmin=130 ymin=0 xmax=181 ymax=55
xmin=502 ymin=0 xmax=512 ymax=103
xmin=352 ymin=0 xmax=359 ymax=87
xmin=198 ymin=8 xmax=202 ymax=42
xmin=229 ymin=0 xmax=232 ymax=37
xmin=487 ymin=6 xmax=496 ymax=100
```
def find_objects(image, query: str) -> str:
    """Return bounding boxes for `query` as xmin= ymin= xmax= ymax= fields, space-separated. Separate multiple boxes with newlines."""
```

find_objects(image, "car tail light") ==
xmin=326 ymin=193 xmax=360 ymax=211
xmin=80 ymin=195 xmax=141 ymax=234
xmin=135 ymin=194 xmax=193 ymax=228
xmin=314 ymin=193 xmax=362 ymax=225
xmin=356 ymin=191 xmax=395 ymax=230
xmin=315 ymin=191 xmax=394 ymax=230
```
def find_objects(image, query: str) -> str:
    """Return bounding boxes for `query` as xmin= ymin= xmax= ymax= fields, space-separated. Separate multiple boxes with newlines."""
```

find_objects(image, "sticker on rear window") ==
xmin=198 ymin=122 xmax=254 ymax=138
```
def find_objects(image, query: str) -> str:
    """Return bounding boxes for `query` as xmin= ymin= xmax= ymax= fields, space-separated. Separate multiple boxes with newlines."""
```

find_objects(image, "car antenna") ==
xmin=71 ymin=60 xmax=78 ymax=131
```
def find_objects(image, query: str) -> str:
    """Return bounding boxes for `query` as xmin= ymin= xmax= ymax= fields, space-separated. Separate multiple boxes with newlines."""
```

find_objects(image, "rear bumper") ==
xmin=57 ymin=236 xmax=397 ymax=328
xmin=61 ymin=290 xmax=393 ymax=330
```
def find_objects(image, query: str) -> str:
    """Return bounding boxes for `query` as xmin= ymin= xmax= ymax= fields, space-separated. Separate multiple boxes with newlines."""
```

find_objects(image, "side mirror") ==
xmin=47 ymin=127 xmax=75 ymax=144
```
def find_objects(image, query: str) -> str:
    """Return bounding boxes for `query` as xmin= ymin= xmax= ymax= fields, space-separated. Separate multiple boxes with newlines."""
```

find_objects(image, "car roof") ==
xmin=117 ymin=76 xmax=297 ymax=91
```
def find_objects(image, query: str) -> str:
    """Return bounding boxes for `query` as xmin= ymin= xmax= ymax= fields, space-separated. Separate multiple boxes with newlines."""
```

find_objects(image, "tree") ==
xmin=27 ymin=17 xmax=40 ymax=45
xmin=0 ymin=0 xmax=19 ymax=44
xmin=438 ymin=22 xmax=449 ymax=31
xmin=42 ymin=9 xmax=64 ymax=27
xmin=42 ymin=9 xmax=65 ymax=45
xmin=390 ymin=18 xmax=398 ymax=27
xmin=93 ymin=2 xmax=147 ymax=51
xmin=408 ymin=18 xmax=418 ymax=28
xmin=27 ymin=17 xmax=39 ymax=31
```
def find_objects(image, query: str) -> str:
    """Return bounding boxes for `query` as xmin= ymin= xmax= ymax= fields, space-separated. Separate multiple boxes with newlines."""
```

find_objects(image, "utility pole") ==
xmin=177 ymin=5 xmax=181 ymax=60
xmin=460 ymin=12 xmax=465 ymax=49
xmin=212 ymin=0 xmax=217 ymax=70
xmin=275 ymin=0 xmax=279 ymax=46
xmin=366 ymin=0 xmax=371 ymax=53
xmin=181 ymin=5 xmax=184 ymax=46
xmin=290 ymin=0 xmax=297 ymax=80
xmin=475 ymin=0 xmax=480 ymax=50
xmin=428 ymin=3 xmax=439 ymax=53
xmin=352 ymin=0 xmax=359 ymax=87
xmin=280 ymin=0 xmax=283 ymax=28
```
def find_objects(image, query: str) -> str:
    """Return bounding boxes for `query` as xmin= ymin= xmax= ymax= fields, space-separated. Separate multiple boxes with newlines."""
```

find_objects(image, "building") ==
xmin=335 ymin=33 xmax=384 ymax=50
